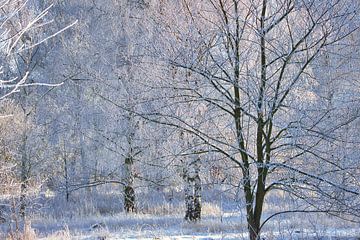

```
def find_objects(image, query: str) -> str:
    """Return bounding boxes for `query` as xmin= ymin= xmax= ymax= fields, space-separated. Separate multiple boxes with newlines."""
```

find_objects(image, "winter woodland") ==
xmin=0 ymin=0 xmax=359 ymax=239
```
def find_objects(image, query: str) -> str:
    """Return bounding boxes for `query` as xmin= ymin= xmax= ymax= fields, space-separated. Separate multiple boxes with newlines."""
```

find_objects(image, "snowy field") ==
xmin=0 ymin=203 xmax=360 ymax=240
xmin=1 ymin=193 xmax=358 ymax=240
xmin=32 ymin=211 xmax=360 ymax=240
xmin=0 ymin=189 xmax=359 ymax=240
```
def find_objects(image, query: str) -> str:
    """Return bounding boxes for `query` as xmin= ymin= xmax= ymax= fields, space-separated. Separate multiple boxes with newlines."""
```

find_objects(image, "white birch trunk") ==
xmin=184 ymin=157 xmax=201 ymax=221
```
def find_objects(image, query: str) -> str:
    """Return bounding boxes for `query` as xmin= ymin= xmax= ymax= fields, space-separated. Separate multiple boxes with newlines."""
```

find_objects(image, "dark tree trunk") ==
xmin=248 ymin=220 xmax=260 ymax=240
xmin=124 ymin=185 xmax=135 ymax=212
xmin=124 ymin=156 xmax=136 ymax=213
xmin=19 ymin=182 xmax=26 ymax=219
xmin=19 ymin=135 xmax=28 ymax=220
xmin=193 ymin=158 xmax=201 ymax=220
xmin=63 ymin=150 xmax=70 ymax=202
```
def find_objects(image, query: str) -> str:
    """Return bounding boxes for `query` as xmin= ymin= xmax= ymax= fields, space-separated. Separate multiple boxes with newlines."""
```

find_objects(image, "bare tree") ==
xmin=145 ymin=0 xmax=360 ymax=239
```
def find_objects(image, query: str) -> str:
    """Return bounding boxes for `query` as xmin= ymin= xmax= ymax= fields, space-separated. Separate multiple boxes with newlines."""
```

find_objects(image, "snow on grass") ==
xmin=30 ymin=210 xmax=360 ymax=240
xmin=1 ymin=193 xmax=359 ymax=240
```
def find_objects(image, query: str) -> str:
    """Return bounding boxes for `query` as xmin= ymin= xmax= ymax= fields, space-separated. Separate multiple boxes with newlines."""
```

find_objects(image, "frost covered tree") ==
xmin=0 ymin=0 xmax=75 ymax=220
xmin=50 ymin=0 xmax=157 ymax=212
xmin=145 ymin=0 xmax=360 ymax=239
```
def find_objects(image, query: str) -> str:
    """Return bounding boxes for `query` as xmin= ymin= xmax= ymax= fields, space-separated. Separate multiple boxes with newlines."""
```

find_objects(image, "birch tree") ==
xmin=52 ymin=0 xmax=156 ymax=212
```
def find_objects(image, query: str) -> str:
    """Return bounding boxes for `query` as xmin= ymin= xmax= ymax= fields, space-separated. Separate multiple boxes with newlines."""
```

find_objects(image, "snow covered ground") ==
xmin=1 ymin=191 xmax=359 ymax=240
xmin=29 ymin=211 xmax=359 ymax=240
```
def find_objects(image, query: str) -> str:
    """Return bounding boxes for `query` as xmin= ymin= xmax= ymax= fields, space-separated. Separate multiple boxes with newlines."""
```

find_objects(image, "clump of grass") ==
xmin=139 ymin=202 xmax=184 ymax=215
xmin=139 ymin=201 xmax=221 ymax=217
xmin=201 ymin=202 xmax=221 ymax=217
xmin=41 ymin=225 xmax=71 ymax=240
xmin=6 ymin=221 xmax=37 ymax=240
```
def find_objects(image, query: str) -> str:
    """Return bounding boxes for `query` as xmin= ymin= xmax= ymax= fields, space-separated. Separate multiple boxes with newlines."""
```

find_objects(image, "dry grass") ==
xmin=140 ymin=202 xmax=184 ymax=215
xmin=39 ymin=228 xmax=71 ymax=240
xmin=201 ymin=202 xmax=221 ymax=216
xmin=6 ymin=221 xmax=37 ymax=240
xmin=139 ymin=201 xmax=221 ymax=217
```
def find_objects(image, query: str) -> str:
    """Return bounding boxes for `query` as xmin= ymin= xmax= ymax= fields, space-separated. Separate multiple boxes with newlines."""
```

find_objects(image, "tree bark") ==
xmin=63 ymin=152 xmax=70 ymax=202
xmin=193 ymin=158 xmax=201 ymax=221
xmin=184 ymin=157 xmax=201 ymax=221
xmin=124 ymin=156 xmax=135 ymax=213
xmin=19 ymin=134 xmax=28 ymax=220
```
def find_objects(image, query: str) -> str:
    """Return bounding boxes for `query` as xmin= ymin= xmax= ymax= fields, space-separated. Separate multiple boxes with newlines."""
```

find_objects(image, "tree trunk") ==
xmin=249 ymin=229 xmax=259 ymax=240
xmin=244 ymin=169 xmax=266 ymax=240
xmin=19 ymin=169 xmax=27 ymax=219
xmin=63 ymin=152 xmax=70 ymax=202
xmin=124 ymin=156 xmax=135 ymax=213
xmin=243 ymin=204 xmax=261 ymax=240
xmin=184 ymin=157 xmax=201 ymax=221
xmin=80 ymin=134 xmax=90 ymax=193
xmin=193 ymin=158 xmax=201 ymax=220
xmin=183 ymin=164 xmax=192 ymax=221
xmin=19 ymin=134 xmax=28 ymax=220
xmin=248 ymin=220 xmax=260 ymax=240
